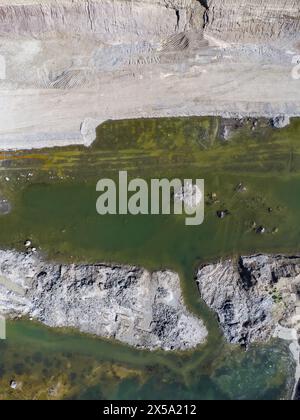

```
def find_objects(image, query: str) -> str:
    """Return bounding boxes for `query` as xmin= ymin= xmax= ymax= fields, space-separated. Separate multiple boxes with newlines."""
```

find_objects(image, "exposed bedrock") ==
xmin=197 ymin=254 xmax=300 ymax=399
xmin=0 ymin=250 xmax=207 ymax=351
xmin=0 ymin=1 xmax=197 ymax=39
xmin=207 ymin=0 xmax=300 ymax=43
xmin=197 ymin=254 xmax=300 ymax=348
xmin=0 ymin=0 xmax=299 ymax=43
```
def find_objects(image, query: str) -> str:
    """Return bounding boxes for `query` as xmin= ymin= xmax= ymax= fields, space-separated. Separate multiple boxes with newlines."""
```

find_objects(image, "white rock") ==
xmin=10 ymin=380 xmax=17 ymax=390
xmin=80 ymin=118 xmax=102 ymax=146
xmin=271 ymin=115 xmax=290 ymax=129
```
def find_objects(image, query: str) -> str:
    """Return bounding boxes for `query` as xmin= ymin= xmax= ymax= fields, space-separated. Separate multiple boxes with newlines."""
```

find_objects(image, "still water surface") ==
xmin=0 ymin=117 xmax=299 ymax=399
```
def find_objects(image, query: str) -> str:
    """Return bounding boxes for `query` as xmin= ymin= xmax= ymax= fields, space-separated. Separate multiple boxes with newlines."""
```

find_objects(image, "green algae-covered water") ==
xmin=0 ymin=116 xmax=299 ymax=400
xmin=0 ymin=321 xmax=293 ymax=400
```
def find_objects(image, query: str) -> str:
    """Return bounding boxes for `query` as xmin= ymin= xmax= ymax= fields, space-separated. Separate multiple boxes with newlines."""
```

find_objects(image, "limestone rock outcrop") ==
xmin=197 ymin=254 xmax=300 ymax=347
xmin=0 ymin=250 xmax=207 ymax=351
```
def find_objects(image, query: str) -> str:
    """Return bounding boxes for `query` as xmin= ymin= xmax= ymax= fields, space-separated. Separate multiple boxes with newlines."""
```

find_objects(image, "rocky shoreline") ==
xmin=1 ymin=250 xmax=300 ymax=352
xmin=0 ymin=250 xmax=207 ymax=351
xmin=1 ymin=249 xmax=300 ymax=396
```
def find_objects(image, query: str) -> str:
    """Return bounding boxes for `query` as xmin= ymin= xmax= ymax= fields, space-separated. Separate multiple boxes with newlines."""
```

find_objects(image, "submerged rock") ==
xmin=235 ymin=183 xmax=247 ymax=193
xmin=0 ymin=197 xmax=11 ymax=215
xmin=0 ymin=250 xmax=207 ymax=351
xmin=216 ymin=210 xmax=230 ymax=219
xmin=256 ymin=226 xmax=266 ymax=234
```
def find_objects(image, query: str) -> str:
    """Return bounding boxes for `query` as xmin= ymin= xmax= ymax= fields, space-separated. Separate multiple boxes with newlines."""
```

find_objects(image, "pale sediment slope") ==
xmin=0 ymin=0 xmax=299 ymax=150
xmin=0 ymin=250 xmax=207 ymax=351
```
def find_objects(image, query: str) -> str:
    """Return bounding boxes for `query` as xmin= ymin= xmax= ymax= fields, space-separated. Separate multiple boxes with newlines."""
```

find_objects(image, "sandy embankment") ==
xmin=0 ymin=0 xmax=300 ymax=150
